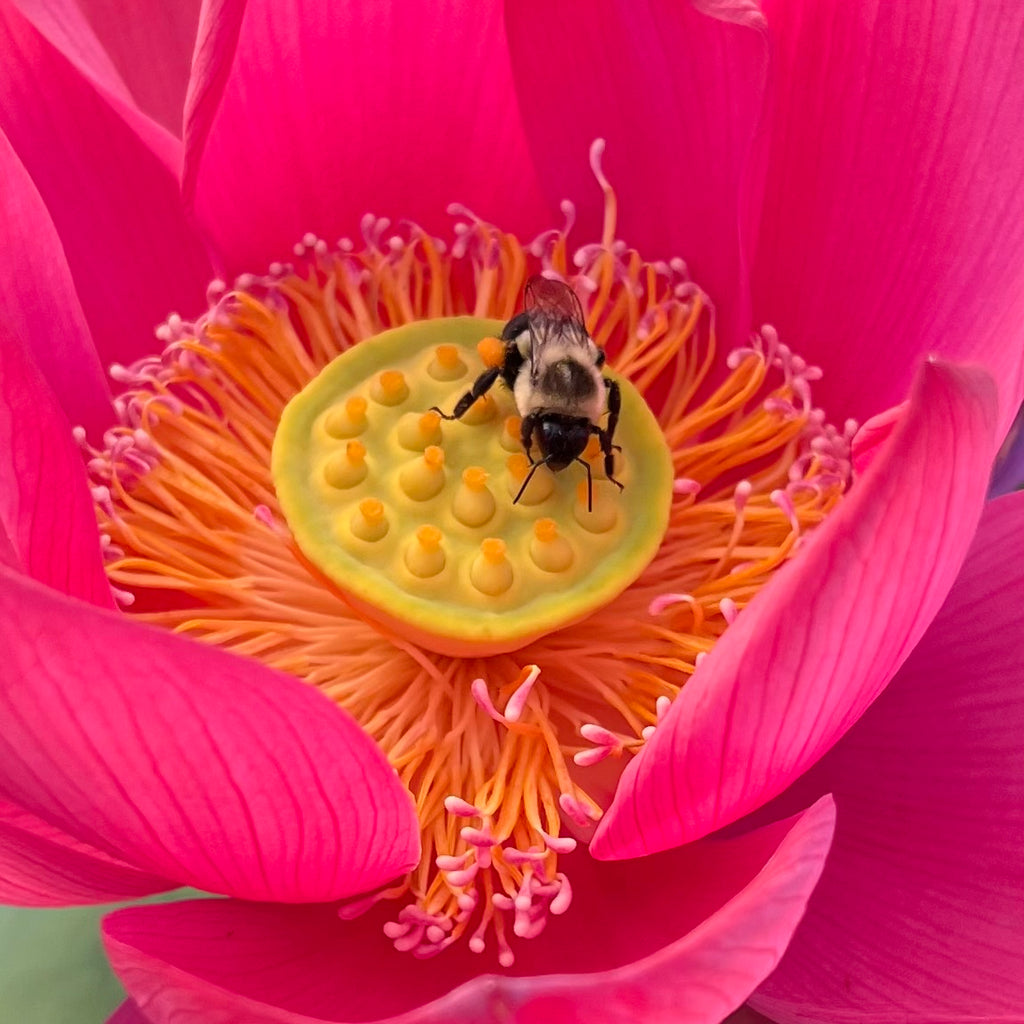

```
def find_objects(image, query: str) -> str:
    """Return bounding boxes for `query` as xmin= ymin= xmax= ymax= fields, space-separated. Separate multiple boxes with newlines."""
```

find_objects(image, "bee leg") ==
xmin=603 ymin=379 xmax=622 ymax=444
xmin=574 ymin=456 xmax=594 ymax=511
xmin=595 ymin=348 xmax=606 ymax=369
xmin=520 ymin=412 xmax=539 ymax=461
xmin=431 ymin=365 xmax=501 ymax=420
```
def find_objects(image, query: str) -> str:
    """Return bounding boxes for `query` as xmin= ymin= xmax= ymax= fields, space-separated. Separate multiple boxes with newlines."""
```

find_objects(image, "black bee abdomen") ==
xmin=541 ymin=359 xmax=596 ymax=401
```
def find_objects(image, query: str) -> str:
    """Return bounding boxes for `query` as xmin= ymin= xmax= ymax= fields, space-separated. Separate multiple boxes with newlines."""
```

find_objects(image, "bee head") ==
xmin=537 ymin=415 xmax=591 ymax=471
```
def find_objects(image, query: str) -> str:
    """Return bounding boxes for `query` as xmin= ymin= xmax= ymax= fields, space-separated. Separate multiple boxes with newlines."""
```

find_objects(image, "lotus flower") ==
xmin=2 ymin=2 xmax=1023 ymax=1023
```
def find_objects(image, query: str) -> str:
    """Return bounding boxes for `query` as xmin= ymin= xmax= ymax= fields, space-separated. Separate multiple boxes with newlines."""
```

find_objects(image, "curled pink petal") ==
xmin=594 ymin=360 xmax=997 ymax=858
xmin=0 ymin=568 xmax=419 ymax=902
xmin=103 ymin=798 xmax=835 ymax=1023
xmin=750 ymin=0 xmax=1024 ymax=437
xmin=752 ymin=492 xmax=1024 ymax=1022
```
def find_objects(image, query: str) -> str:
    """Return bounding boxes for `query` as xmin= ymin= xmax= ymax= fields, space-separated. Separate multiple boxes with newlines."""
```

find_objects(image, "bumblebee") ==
xmin=433 ymin=275 xmax=622 ymax=508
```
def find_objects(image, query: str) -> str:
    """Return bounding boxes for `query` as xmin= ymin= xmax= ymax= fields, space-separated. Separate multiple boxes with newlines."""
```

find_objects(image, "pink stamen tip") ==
xmin=648 ymin=592 xmax=694 ymax=615
xmin=457 ymin=893 xmax=477 ymax=912
xmin=673 ymin=477 xmax=701 ymax=495
xmin=695 ymin=651 xmax=708 ymax=668
xmin=641 ymin=725 xmax=656 ymax=741
xmin=470 ymin=677 xmax=505 ymax=723
xmin=656 ymin=695 xmax=672 ymax=720
xmin=443 ymin=795 xmax=480 ymax=818
xmin=460 ymin=825 xmax=497 ymax=848
xmin=383 ymin=921 xmax=409 ymax=940
xmin=540 ymin=831 xmax=577 ymax=855
xmin=444 ymin=866 xmax=478 ymax=888
xmin=498 ymin=950 xmax=515 ymax=968
xmin=588 ymin=138 xmax=610 ymax=190
xmin=253 ymin=504 xmax=276 ymax=528
xmin=558 ymin=792 xmax=596 ymax=827
xmin=504 ymin=664 xmax=541 ymax=723
xmin=573 ymin=746 xmax=611 ymax=768
xmin=468 ymin=936 xmax=485 ymax=954
xmin=435 ymin=854 xmax=468 ymax=871
xmin=734 ymin=480 xmax=752 ymax=511
xmin=426 ymin=925 xmax=447 ymax=944
xmin=550 ymin=874 xmax=573 ymax=916
xmin=580 ymin=723 xmax=619 ymax=748
xmin=492 ymin=893 xmax=514 ymax=912
xmin=720 ymin=597 xmax=738 ymax=624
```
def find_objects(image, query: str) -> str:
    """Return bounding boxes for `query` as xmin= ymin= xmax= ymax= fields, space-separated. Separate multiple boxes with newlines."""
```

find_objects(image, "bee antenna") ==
xmin=574 ymin=456 xmax=593 ymax=512
xmin=514 ymin=457 xmax=552 ymax=505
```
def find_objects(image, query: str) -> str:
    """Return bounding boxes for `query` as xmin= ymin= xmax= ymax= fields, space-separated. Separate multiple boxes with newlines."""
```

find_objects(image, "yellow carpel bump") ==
xmin=405 ymin=525 xmax=445 ymax=578
xmin=573 ymin=480 xmax=618 ymax=533
xmin=397 ymin=410 xmax=442 ymax=451
xmin=477 ymin=336 xmax=505 ymax=369
xmin=428 ymin=344 xmax=467 ymax=381
xmin=530 ymin=518 xmax=573 ymax=573
xmin=350 ymin=498 xmax=388 ymax=542
xmin=324 ymin=395 xmax=368 ymax=439
xmin=371 ymin=369 xmax=409 ymax=406
xmin=501 ymin=415 xmax=523 ymax=453
xmin=460 ymin=393 xmax=497 ymax=425
xmin=399 ymin=445 xmax=446 ymax=500
xmin=324 ymin=440 xmax=368 ymax=489
xmin=453 ymin=466 xmax=496 ymax=528
xmin=471 ymin=537 xmax=513 ymax=596
xmin=506 ymin=452 xmax=554 ymax=504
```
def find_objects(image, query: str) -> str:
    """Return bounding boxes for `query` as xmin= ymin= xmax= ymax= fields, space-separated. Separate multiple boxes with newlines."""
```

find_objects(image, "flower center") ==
xmin=80 ymin=148 xmax=853 ymax=965
xmin=272 ymin=316 xmax=674 ymax=655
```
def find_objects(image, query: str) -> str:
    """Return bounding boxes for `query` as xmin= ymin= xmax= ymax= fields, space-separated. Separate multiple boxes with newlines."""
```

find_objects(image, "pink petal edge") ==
xmin=0 ymin=1 xmax=213 ymax=373
xmin=0 ymin=799 xmax=173 ymax=906
xmin=0 ymin=320 xmax=114 ymax=607
xmin=103 ymin=797 xmax=835 ymax=1024
xmin=750 ymin=491 xmax=1024 ymax=1022
xmin=750 ymin=0 xmax=1024 ymax=438
xmin=0 ymin=567 xmax=419 ymax=902
xmin=593 ymin=358 xmax=997 ymax=858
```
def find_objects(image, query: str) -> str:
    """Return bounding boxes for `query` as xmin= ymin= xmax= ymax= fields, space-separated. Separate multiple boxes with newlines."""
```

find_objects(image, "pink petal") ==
xmin=0 ymin=799 xmax=172 ymax=906
xmin=0 ymin=568 xmax=419 ymax=902
xmin=0 ymin=1 xmax=213 ymax=372
xmin=108 ymin=1002 xmax=152 ymax=1024
xmin=0 ymin=322 xmax=114 ymax=607
xmin=0 ymin=126 xmax=111 ymax=434
xmin=185 ymin=0 xmax=553 ymax=275
xmin=750 ymin=491 xmax=1024 ymax=1023
xmin=71 ymin=0 xmax=201 ymax=135
xmin=750 ymin=1 xmax=1024 ymax=438
xmin=103 ymin=798 xmax=834 ymax=1024
xmin=593 ymin=359 xmax=997 ymax=859
xmin=506 ymin=1 xmax=768 ymax=349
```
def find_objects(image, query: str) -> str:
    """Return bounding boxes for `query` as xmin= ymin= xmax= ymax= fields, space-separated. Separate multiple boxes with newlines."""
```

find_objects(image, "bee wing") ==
xmin=523 ymin=276 xmax=590 ymax=383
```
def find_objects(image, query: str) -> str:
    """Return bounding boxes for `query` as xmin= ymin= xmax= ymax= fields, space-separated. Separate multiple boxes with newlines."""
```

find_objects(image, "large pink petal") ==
xmin=0 ymin=568 xmax=419 ymax=903
xmin=0 ymin=1 xmax=213 ymax=373
xmin=185 ymin=0 xmax=553 ymax=275
xmin=0 ymin=799 xmax=173 ymax=906
xmin=750 ymin=0 xmax=1024 ymax=438
xmin=749 ymin=491 xmax=1024 ymax=1023
xmin=103 ymin=798 xmax=834 ymax=1024
xmin=593 ymin=359 xmax=996 ymax=859
xmin=0 ymin=126 xmax=111 ymax=434
xmin=506 ymin=0 xmax=769 ymax=350
xmin=0 ymin=321 xmax=114 ymax=607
